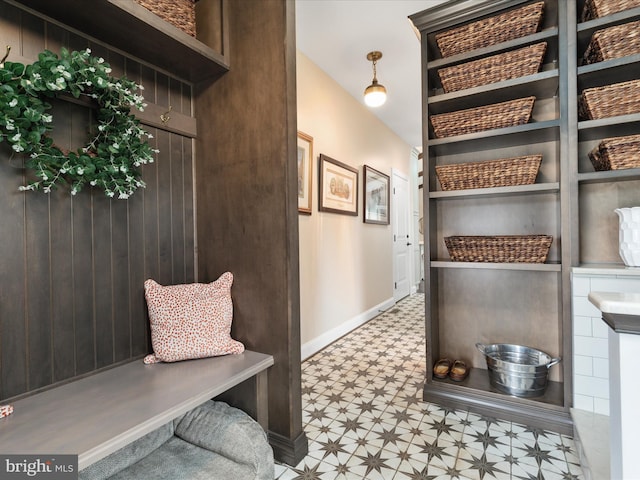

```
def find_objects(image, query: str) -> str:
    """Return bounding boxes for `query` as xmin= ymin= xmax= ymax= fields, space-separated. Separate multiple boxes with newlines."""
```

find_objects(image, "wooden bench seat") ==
xmin=0 ymin=351 xmax=273 ymax=470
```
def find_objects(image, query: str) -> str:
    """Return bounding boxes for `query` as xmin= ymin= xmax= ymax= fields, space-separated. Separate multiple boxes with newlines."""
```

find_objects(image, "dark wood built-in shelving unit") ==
xmin=411 ymin=0 xmax=572 ymax=433
xmin=411 ymin=0 xmax=640 ymax=434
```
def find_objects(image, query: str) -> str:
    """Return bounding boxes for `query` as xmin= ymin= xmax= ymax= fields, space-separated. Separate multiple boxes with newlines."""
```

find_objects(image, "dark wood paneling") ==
xmin=0 ymin=2 xmax=28 ymax=398
xmin=156 ymin=131 xmax=173 ymax=285
xmin=92 ymin=196 xmax=115 ymax=369
xmin=183 ymin=137 xmax=195 ymax=283
xmin=25 ymin=186 xmax=52 ymax=391
xmin=19 ymin=5 xmax=44 ymax=56
xmin=112 ymin=199 xmax=131 ymax=363
xmin=72 ymin=192 xmax=96 ymax=377
xmin=194 ymin=0 xmax=306 ymax=465
xmin=50 ymin=100 xmax=83 ymax=383
xmin=0 ymin=142 xmax=27 ymax=399
xmin=171 ymin=134 xmax=186 ymax=283
xmin=142 ymin=130 xmax=161 ymax=284
xmin=0 ymin=3 xmax=196 ymax=401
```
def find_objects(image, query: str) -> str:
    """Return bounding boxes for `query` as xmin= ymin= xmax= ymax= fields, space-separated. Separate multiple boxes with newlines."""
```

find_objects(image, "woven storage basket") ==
xmin=435 ymin=2 xmax=544 ymax=58
xmin=431 ymin=96 xmax=535 ymax=138
xmin=581 ymin=0 xmax=640 ymax=22
xmin=436 ymin=155 xmax=542 ymax=191
xmin=444 ymin=235 xmax=552 ymax=263
xmin=583 ymin=20 xmax=640 ymax=64
xmin=579 ymin=79 xmax=640 ymax=120
xmin=438 ymin=43 xmax=547 ymax=93
xmin=588 ymin=134 xmax=640 ymax=170
xmin=135 ymin=0 xmax=196 ymax=36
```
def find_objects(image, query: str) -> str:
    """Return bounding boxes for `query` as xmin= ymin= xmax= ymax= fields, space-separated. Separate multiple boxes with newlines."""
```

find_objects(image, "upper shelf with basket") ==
xmin=12 ymin=0 xmax=229 ymax=83
xmin=577 ymin=7 xmax=640 ymax=89
xmin=429 ymin=119 xmax=560 ymax=157
xmin=425 ymin=1 xmax=558 ymax=62
xmin=428 ymin=69 xmax=558 ymax=114
xmin=427 ymin=36 xmax=559 ymax=98
xmin=577 ymin=0 xmax=640 ymax=28
xmin=575 ymin=1 xmax=640 ymax=182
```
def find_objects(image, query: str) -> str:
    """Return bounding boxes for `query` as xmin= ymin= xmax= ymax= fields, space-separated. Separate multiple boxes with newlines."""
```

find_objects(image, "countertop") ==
xmin=589 ymin=292 xmax=640 ymax=334
xmin=589 ymin=292 xmax=640 ymax=315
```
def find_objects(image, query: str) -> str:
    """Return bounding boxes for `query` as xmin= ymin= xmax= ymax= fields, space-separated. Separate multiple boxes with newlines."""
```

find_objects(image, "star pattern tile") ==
xmin=275 ymin=294 xmax=585 ymax=480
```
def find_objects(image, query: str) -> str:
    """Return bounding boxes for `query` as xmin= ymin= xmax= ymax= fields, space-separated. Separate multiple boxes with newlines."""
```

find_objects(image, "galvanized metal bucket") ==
xmin=476 ymin=343 xmax=561 ymax=397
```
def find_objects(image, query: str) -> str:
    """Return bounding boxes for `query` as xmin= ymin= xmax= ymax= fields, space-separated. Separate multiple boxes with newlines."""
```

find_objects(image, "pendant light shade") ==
xmin=364 ymin=51 xmax=387 ymax=107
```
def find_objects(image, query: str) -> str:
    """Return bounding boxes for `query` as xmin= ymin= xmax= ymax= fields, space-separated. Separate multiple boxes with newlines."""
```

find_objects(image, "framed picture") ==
xmin=318 ymin=154 xmax=358 ymax=216
xmin=297 ymin=131 xmax=313 ymax=214
xmin=363 ymin=165 xmax=390 ymax=225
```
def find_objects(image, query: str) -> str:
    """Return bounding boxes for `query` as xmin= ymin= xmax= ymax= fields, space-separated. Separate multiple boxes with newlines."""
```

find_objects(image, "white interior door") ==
xmin=392 ymin=169 xmax=411 ymax=302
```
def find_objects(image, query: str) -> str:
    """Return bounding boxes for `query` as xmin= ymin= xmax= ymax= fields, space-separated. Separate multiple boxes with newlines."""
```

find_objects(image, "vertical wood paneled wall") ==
xmin=0 ymin=2 xmax=196 ymax=401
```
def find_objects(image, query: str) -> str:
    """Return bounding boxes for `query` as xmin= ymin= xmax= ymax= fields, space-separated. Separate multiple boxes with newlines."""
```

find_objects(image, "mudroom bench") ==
xmin=0 ymin=351 xmax=273 ymax=473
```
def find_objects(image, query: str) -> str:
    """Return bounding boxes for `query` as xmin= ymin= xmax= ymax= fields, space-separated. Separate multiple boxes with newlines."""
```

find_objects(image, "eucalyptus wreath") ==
xmin=0 ymin=48 xmax=157 ymax=199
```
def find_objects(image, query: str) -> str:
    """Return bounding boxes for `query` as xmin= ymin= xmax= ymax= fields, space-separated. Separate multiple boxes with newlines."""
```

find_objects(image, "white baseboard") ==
xmin=301 ymin=297 xmax=395 ymax=361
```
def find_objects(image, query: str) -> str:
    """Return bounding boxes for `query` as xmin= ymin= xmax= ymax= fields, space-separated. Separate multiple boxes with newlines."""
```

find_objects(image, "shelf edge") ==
xmin=429 ymin=183 xmax=560 ymax=199
xmin=430 ymin=261 xmax=562 ymax=271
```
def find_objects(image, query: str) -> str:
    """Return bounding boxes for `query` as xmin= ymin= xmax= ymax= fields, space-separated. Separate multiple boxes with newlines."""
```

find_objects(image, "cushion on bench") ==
xmin=79 ymin=423 xmax=175 ymax=479
xmin=79 ymin=401 xmax=274 ymax=480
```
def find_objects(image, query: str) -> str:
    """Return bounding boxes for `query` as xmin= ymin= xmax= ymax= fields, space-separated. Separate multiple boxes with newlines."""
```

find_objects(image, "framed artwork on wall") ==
xmin=318 ymin=154 xmax=358 ymax=216
xmin=363 ymin=165 xmax=390 ymax=225
xmin=297 ymin=131 xmax=313 ymax=214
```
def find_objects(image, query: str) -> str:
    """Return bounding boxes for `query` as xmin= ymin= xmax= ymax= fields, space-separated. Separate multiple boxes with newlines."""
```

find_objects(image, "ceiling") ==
xmin=295 ymin=0 xmax=448 ymax=149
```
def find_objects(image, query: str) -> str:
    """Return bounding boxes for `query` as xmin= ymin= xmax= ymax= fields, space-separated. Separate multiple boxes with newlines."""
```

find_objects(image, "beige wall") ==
xmin=296 ymin=51 xmax=414 ymax=358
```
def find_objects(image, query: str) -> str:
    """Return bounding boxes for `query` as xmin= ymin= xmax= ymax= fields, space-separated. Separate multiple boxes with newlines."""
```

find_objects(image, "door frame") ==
xmin=392 ymin=168 xmax=412 ymax=302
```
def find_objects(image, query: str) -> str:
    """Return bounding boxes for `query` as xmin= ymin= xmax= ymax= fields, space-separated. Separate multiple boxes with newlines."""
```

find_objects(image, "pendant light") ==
xmin=364 ymin=51 xmax=387 ymax=108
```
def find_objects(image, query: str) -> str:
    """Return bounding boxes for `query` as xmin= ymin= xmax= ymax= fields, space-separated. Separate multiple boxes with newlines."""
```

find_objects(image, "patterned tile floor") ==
xmin=275 ymin=294 xmax=584 ymax=480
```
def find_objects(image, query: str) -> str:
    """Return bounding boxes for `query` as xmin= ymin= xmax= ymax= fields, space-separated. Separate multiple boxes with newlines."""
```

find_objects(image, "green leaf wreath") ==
xmin=0 ymin=48 xmax=157 ymax=199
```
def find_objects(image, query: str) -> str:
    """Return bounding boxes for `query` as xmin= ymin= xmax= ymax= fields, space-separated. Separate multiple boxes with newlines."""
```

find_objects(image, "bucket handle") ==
xmin=547 ymin=357 xmax=561 ymax=368
xmin=475 ymin=343 xmax=486 ymax=354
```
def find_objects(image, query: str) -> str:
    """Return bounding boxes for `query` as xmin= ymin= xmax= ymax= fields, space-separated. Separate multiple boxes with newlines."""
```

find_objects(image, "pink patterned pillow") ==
xmin=143 ymin=272 xmax=245 ymax=364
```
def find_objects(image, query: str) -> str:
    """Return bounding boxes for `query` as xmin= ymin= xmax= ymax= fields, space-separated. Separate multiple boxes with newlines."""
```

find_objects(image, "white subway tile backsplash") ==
xmin=574 ymin=355 xmax=593 ymax=376
xmin=573 ymin=336 xmax=591 ymax=357
xmin=572 ymin=275 xmax=591 ymax=296
xmin=592 ymin=336 xmax=609 ymax=359
xmin=591 ymin=277 xmax=640 ymax=294
xmin=573 ymin=394 xmax=594 ymax=412
xmin=571 ymin=268 xmax=640 ymax=415
xmin=592 ymin=317 xmax=610 ymax=339
xmin=593 ymin=397 xmax=610 ymax=416
xmin=573 ymin=315 xmax=593 ymax=337
xmin=573 ymin=375 xmax=591 ymax=396
xmin=593 ymin=357 xmax=609 ymax=379
xmin=573 ymin=355 xmax=593 ymax=377
xmin=573 ymin=296 xmax=604 ymax=317
xmin=574 ymin=336 xmax=609 ymax=359
xmin=574 ymin=374 xmax=609 ymax=398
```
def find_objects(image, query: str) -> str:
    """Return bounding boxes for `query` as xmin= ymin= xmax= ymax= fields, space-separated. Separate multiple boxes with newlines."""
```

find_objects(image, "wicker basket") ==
xmin=431 ymin=96 xmax=536 ymax=138
xmin=583 ymin=20 xmax=640 ymax=64
xmin=588 ymin=134 xmax=640 ymax=171
xmin=581 ymin=0 xmax=640 ymax=22
xmin=436 ymin=155 xmax=542 ymax=191
xmin=438 ymin=43 xmax=547 ymax=93
xmin=579 ymin=79 xmax=640 ymax=120
xmin=444 ymin=235 xmax=553 ymax=263
xmin=135 ymin=0 xmax=196 ymax=36
xmin=435 ymin=2 xmax=544 ymax=58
